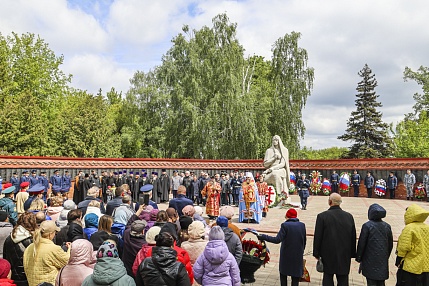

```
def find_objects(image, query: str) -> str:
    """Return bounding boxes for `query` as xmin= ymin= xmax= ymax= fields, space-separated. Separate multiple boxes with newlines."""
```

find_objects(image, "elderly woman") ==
xmin=23 ymin=220 xmax=71 ymax=286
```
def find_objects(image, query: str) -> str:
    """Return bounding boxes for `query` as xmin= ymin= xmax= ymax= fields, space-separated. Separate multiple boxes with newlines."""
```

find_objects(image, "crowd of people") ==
xmin=0 ymin=168 xmax=428 ymax=286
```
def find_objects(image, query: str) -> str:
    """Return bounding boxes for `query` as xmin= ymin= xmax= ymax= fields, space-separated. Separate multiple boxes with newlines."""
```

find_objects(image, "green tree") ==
xmin=394 ymin=66 xmax=429 ymax=157
xmin=298 ymin=146 xmax=349 ymax=159
xmin=338 ymin=64 xmax=392 ymax=158
xmin=270 ymin=32 xmax=314 ymax=157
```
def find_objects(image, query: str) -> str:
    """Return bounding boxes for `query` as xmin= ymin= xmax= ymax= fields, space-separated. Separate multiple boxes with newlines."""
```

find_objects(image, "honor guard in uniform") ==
xmin=10 ymin=172 xmax=20 ymax=197
xmin=297 ymin=174 xmax=310 ymax=210
xmin=62 ymin=170 xmax=71 ymax=193
xmin=351 ymin=170 xmax=361 ymax=197
xmin=387 ymin=171 xmax=398 ymax=199
xmin=330 ymin=170 xmax=339 ymax=193
xmin=38 ymin=171 xmax=49 ymax=201
xmin=29 ymin=170 xmax=39 ymax=188
xmin=50 ymin=170 xmax=62 ymax=190
xmin=20 ymin=170 xmax=30 ymax=185
xmin=364 ymin=171 xmax=375 ymax=198
xmin=0 ymin=185 xmax=18 ymax=225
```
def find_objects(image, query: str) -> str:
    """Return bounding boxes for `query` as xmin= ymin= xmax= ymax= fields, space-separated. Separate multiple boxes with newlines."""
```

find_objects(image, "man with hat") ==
xmin=77 ymin=186 xmax=106 ymax=216
xmin=182 ymin=171 xmax=193 ymax=202
xmin=29 ymin=170 xmax=39 ymax=188
xmin=50 ymin=170 xmax=62 ymax=191
xmin=20 ymin=170 xmax=30 ymax=185
xmin=131 ymin=172 xmax=143 ymax=202
xmin=61 ymin=170 xmax=71 ymax=194
xmin=24 ymin=183 xmax=45 ymax=211
xmin=0 ymin=186 xmax=18 ymax=225
xmin=147 ymin=172 xmax=160 ymax=204
xmin=140 ymin=184 xmax=158 ymax=209
xmin=10 ymin=172 xmax=20 ymax=197
xmin=16 ymin=182 xmax=29 ymax=215
xmin=38 ymin=171 xmax=49 ymax=201
xmin=160 ymin=169 xmax=170 ymax=203
xmin=258 ymin=208 xmax=306 ymax=286
xmin=122 ymin=211 xmax=148 ymax=277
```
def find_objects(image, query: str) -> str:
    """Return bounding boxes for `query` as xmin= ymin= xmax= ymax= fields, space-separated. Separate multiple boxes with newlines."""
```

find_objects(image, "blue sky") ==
xmin=1 ymin=0 xmax=428 ymax=150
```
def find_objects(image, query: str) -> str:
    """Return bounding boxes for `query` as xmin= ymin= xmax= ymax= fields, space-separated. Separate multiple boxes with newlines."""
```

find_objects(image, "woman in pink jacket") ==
xmin=55 ymin=239 xmax=96 ymax=286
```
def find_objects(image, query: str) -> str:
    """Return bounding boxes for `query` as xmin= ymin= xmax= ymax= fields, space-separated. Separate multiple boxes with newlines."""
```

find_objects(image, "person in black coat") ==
xmin=259 ymin=208 xmax=306 ymax=286
xmin=135 ymin=232 xmax=191 ymax=286
xmin=313 ymin=193 xmax=356 ymax=286
xmin=297 ymin=174 xmax=310 ymax=210
xmin=356 ymin=204 xmax=393 ymax=286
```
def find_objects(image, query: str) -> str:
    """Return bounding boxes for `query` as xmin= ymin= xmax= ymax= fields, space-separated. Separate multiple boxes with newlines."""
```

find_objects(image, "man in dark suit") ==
xmin=313 ymin=193 xmax=356 ymax=286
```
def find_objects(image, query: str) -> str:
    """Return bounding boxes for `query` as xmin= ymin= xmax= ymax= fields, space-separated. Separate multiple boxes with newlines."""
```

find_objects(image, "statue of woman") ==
xmin=262 ymin=135 xmax=291 ymax=195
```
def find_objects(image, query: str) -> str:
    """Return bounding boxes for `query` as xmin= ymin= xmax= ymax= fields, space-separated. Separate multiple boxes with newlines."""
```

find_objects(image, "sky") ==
xmin=1 ymin=0 xmax=428 ymax=150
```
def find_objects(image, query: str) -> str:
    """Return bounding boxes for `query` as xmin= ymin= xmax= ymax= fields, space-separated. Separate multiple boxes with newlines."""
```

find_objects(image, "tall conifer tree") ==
xmin=338 ymin=64 xmax=392 ymax=158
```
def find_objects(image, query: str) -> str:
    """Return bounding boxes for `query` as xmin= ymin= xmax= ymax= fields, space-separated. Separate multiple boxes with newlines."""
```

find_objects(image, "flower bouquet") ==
xmin=321 ymin=178 xmax=331 ymax=195
xmin=310 ymin=171 xmax=322 ymax=194
xmin=240 ymin=229 xmax=270 ymax=284
xmin=339 ymin=172 xmax=351 ymax=193
xmin=289 ymin=172 xmax=296 ymax=194
xmin=415 ymin=183 xmax=426 ymax=199
xmin=374 ymin=179 xmax=387 ymax=197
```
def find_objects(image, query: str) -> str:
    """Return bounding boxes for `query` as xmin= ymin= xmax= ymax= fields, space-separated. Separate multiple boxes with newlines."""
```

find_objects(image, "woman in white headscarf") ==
xmin=262 ymin=135 xmax=291 ymax=196
xmin=239 ymin=172 xmax=262 ymax=223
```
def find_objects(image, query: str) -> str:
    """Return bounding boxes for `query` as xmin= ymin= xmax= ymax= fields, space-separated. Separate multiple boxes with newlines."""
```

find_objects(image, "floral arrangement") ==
xmin=242 ymin=238 xmax=270 ymax=265
xmin=374 ymin=179 xmax=387 ymax=197
xmin=321 ymin=178 xmax=331 ymax=195
xmin=289 ymin=172 xmax=296 ymax=194
xmin=415 ymin=183 xmax=426 ymax=199
xmin=310 ymin=171 xmax=322 ymax=194
xmin=339 ymin=172 xmax=351 ymax=193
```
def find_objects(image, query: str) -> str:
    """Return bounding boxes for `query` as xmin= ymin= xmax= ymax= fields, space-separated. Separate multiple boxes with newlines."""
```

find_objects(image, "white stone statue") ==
xmin=262 ymin=135 xmax=291 ymax=196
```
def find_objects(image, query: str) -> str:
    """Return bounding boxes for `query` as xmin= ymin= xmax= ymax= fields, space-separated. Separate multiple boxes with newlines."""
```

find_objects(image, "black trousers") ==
xmin=366 ymin=278 xmax=385 ymax=286
xmin=280 ymin=274 xmax=299 ymax=286
xmin=353 ymin=185 xmax=360 ymax=197
xmin=322 ymin=273 xmax=349 ymax=286
xmin=396 ymin=269 xmax=429 ymax=286
xmin=331 ymin=183 xmax=338 ymax=193
xmin=367 ymin=187 xmax=373 ymax=198
xmin=389 ymin=188 xmax=395 ymax=199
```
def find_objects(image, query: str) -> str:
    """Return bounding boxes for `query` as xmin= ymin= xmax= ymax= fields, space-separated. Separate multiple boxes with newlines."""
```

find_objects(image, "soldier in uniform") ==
xmin=62 ymin=170 xmax=72 ymax=193
xmin=330 ymin=170 xmax=339 ymax=193
xmin=403 ymin=169 xmax=416 ymax=200
xmin=230 ymin=172 xmax=242 ymax=207
xmin=24 ymin=183 xmax=45 ymax=211
xmin=10 ymin=172 xmax=20 ymax=197
xmin=364 ymin=171 xmax=375 ymax=198
xmin=387 ymin=171 xmax=398 ymax=199
xmin=297 ymin=173 xmax=310 ymax=210
xmin=351 ymin=170 xmax=361 ymax=197
xmin=0 ymin=185 xmax=18 ymax=225
xmin=50 ymin=170 xmax=62 ymax=191
xmin=38 ymin=171 xmax=49 ymax=201
xmin=160 ymin=169 xmax=170 ymax=203
xmin=29 ymin=170 xmax=39 ymax=188
xmin=20 ymin=170 xmax=30 ymax=185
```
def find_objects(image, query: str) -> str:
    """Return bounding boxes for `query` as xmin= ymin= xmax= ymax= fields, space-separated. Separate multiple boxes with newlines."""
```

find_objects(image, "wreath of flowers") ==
xmin=310 ymin=171 xmax=322 ymax=194
xmin=321 ymin=178 xmax=331 ymax=196
xmin=415 ymin=183 xmax=426 ymax=199
xmin=289 ymin=172 xmax=296 ymax=194
xmin=339 ymin=172 xmax=351 ymax=193
xmin=374 ymin=179 xmax=387 ymax=197
xmin=242 ymin=239 xmax=270 ymax=265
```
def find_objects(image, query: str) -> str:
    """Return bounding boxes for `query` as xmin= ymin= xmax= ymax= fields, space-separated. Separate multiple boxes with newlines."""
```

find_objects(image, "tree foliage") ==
xmin=297 ymin=146 xmax=348 ymax=160
xmin=0 ymin=14 xmax=315 ymax=159
xmin=338 ymin=64 xmax=392 ymax=158
xmin=394 ymin=66 xmax=429 ymax=157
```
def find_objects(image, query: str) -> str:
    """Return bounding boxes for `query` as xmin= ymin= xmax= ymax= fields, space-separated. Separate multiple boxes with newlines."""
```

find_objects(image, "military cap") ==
xmin=2 ymin=186 xmax=15 ymax=194
xmin=31 ymin=170 xmax=37 ymax=174
xmin=28 ymin=183 xmax=44 ymax=194
xmin=22 ymin=170 xmax=29 ymax=174
xmin=140 ymin=184 xmax=153 ymax=193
